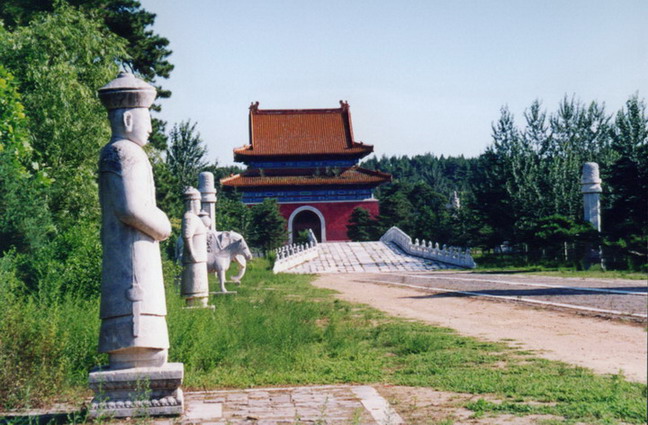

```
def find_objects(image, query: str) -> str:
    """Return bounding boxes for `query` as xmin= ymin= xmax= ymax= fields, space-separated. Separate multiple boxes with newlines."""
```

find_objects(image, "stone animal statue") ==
xmin=206 ymin=230 xmax=252 ymax=293
xmin=176 ymin=230 xmax=253 ymax=293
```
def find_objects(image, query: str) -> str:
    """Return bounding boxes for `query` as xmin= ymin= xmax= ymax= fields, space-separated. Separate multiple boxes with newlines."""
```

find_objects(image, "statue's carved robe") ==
xmin=98 ymin=139 xmax=170 ymax=353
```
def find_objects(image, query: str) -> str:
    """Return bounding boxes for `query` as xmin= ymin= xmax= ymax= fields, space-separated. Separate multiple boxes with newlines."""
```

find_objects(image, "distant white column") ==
xmin=581 ymin=162 xmax=602 ymax=231
xmin=198 ymin=171 xmax=217 ymax=231
xmin=451 ymin=191 xmax=461 ymax=209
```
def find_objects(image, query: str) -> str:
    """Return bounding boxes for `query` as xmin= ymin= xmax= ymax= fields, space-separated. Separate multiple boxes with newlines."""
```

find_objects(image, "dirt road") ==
xmin=312 ymin=273 xmax=647 ymax=383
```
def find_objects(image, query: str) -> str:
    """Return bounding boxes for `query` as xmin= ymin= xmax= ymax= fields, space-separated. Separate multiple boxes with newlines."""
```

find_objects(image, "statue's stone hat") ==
xmin=98 ymin=72 xmax=156 ymax=110
xmin=581 ymin=162 xmax=602 ymax=193
xmin=183 ymin=186 xmax=201 ymax=200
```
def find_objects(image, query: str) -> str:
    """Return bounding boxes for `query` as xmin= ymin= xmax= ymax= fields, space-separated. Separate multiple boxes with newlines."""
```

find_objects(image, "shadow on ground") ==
xmin=405 ymin=286 xmax=646 ymax=298
xmin=469 ymin=270 xmax=544 ymax=275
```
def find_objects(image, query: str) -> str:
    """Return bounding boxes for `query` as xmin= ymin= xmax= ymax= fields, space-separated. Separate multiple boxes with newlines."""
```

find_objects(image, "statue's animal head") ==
xmin=217 ymin=231 xmax=252 ymax=260
xmin=232 ymin=231 xmax=253 ymax=260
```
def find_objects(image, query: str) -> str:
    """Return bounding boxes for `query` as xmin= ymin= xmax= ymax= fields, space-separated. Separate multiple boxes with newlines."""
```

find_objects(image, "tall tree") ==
xmin=0 ymin=0 xmax=174 ymax=148
xmin=542 ymin=97 xmax=612 ymax=219
xmin=0 ymin=7 xmax=125 ymax=295
xmin=154 ymin=120 xmax=208 ymax=219
xmin=166 ymin=120 xmax=208 ymax=189
xmin=473 ymin=98 xmax=615 ymax=249
xmin=0 ymin=5 xmax=127 ymax=229
xmin=377 ymin=189 xmax=414 ymax=234
xmin=604 ymin=95 xmax=648 ymax=269
xmin=247 ymin=199 xmax=288 ymax=253
xmin=0 ymin=0 xmax=171 ymax=90
xmin=216 ymin=191 xmax=250 ymax=237
xmin=347 ymin=207 xmax=379 ymax=242
xmin=0 ymin=66 xmax=53 ymax=254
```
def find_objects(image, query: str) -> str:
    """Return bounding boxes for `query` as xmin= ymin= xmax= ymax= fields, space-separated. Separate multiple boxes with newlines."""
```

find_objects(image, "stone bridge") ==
xmin=285 ymin=241 xmax=453 ymax=273
xmin=274 ymin=227 xmax=475 ymax=274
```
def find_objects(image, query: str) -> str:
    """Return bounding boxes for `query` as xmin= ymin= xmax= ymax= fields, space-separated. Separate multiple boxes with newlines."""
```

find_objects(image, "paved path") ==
xmin=356 ymin=272 xmax=648 ymax=319
xmin=3 ymin=385 xmax=404 ymax=425
xmin=155 ymin=385 xmax=403 ymax=425
xmin=313 ymin=274 xmax=648 ymax=383
xmin=286 ymin=241 xmax=455 ymax=273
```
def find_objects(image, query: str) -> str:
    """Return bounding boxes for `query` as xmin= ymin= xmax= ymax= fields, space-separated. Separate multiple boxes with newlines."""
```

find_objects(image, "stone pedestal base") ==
xmin=210 ymin=291 xmax=237 ymax=295
xmin=184 ymin=295 xmax=210 ymax=308
xmin=88 ymin=362 xmax=184 ymax=418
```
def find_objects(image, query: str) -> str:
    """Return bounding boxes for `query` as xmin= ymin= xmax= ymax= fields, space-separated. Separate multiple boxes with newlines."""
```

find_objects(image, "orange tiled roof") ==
xmin=233 ymin=101 xmax=374 ymax=160
xmin=221 ymin=166 xmax=391 ymax=188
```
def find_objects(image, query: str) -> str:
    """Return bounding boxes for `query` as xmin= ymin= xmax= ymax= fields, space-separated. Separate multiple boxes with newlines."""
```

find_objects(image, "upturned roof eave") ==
xmin=221 ymin=179 xmax=389 ymax=189
xmin=220 ymin=166 xmax=392 ymax=188
xmin=232 ymin=145 xmax=374 ymax=163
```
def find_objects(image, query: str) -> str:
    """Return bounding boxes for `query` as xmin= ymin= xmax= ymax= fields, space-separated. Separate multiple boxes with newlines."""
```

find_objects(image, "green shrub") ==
xmin=0 ymin=256 xmax=102 ymax=409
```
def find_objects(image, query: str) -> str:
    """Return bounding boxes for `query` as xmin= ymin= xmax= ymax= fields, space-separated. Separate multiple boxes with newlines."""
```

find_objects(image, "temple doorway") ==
xmin=290 ymin=208 xmax=324 ymax=243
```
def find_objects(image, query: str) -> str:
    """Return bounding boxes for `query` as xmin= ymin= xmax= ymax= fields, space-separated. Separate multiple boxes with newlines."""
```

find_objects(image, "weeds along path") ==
xmin=311 ymin=273 xmax=647 ymax=383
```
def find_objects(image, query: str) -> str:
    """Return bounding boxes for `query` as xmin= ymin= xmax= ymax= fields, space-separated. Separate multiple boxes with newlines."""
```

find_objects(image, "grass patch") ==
xmin=472 ymin=252 xmax=648 ymax=280
xmin=0 ymin=258 xmax=645 ymax=424
xmin=168 ymin=260 xmax=646 ymax=424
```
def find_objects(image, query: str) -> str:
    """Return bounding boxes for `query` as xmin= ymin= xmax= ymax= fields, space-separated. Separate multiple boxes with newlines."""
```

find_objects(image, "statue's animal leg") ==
xmin=217 ymin=268 xmax=227 ymax=293
xmin=231 ymin=255 xmax=246 ymax=285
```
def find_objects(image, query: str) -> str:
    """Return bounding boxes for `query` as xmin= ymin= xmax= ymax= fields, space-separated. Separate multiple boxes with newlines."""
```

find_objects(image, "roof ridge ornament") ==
xmin=339 ymin=100 xmax=350 ymax=110
xmin=250 ymin=101 xmax=260 ymax=112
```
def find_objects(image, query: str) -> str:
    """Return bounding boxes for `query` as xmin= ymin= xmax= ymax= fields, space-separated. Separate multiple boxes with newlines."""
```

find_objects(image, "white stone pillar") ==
xmin=198 ymin=171 xmax=217 ymax=231
xmin=581 ymin=162 xmax=602 ymax=231
xmin=451 ymin=191 xmax=461 ymax=209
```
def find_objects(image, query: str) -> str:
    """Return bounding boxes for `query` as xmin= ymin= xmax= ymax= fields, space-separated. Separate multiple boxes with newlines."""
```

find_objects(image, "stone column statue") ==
xmin=198 ymin=171 xmax=217 ymax=231
xmin=581 ymin=162 xmax=604 ymax=269
xmin=89 ymin=72 xmax=183 ymax=418
xmin=181 ymin=186 xmax=210 ymax=307
xmin=581 ymin=162 xmax=602 ymax=231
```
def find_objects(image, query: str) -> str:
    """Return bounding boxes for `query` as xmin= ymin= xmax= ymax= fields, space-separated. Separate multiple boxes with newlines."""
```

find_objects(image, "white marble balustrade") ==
xmin=379 ymin=226 xmax=476 ymax=268
xmin=273 ymin=229 xmax=320 ymax=273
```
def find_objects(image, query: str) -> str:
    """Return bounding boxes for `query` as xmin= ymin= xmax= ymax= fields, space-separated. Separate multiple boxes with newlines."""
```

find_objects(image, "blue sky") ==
xmin=140 ymin=0 xmax=647 ymax=166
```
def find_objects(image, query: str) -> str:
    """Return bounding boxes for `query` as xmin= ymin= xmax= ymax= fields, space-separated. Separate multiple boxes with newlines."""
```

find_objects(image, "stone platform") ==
xmin=285 ymin=241 xmax=454 ymax=274
xmin=88 ymin=363 xmax=184 ymax=418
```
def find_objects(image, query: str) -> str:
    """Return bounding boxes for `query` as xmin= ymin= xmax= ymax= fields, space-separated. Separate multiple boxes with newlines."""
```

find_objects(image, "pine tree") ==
xmin=248 ymin=199 xmax=288 ymax=253
xmin=604 ymin=95 xmax=648 ymax=269
xmin=347 ymin=207 xmax=379 ymax=241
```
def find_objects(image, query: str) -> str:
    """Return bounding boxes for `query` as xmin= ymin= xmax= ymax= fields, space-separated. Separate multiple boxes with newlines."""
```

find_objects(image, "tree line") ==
xmin=352 ymin=96 xmax=646 ymax=270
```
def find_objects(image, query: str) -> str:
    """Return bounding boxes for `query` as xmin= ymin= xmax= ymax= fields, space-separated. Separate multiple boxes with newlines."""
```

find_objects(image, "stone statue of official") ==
xmin=97 ymin=72 xmax=172 ymax=369
xmin=89 ymin=72 xmax=183 ymax=418
xmin=180 ymin=186 xmax=209 ymax=307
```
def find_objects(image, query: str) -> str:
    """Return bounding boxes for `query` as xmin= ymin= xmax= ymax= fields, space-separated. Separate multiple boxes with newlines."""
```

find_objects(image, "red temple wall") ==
xmin=279 ymin=200 xmax=379 ymax=242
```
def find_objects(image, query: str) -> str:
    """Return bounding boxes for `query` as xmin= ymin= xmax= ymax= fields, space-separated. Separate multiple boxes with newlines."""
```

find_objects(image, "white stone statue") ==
xmin=198 ymin=171 xmax=217 ymax=231
xmin=581 ymin=162 xmax=604 ymax=269
xmin=181 ymin=187 xmax=210 ymax=307
xmin=204 ymin=224 xmax=252 ymax=293
xmin=174 ymin=173 xmax=252 ymax=294
xmin=581 ymin=162 xmax=602 ymax=232
xmin=90 ymin=72 xmax=183 ymax=418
